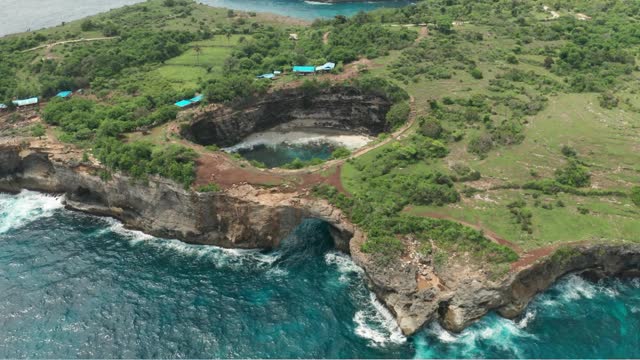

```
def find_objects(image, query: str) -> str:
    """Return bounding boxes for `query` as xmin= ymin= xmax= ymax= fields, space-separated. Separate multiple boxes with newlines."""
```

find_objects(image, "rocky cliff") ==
xmin=352 ymin=236 xmax=640 ymax=335
xmin=181 ymin=86 xmax=393 ymax=147
xmin=0 ymin=141 xmax=355 ymax=252
xmin=1 ymin=140 xmax=639 ymax=338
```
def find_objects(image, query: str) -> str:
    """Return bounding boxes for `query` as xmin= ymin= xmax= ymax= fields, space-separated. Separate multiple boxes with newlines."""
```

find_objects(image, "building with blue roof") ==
xmin=175 ymin=100 xmax=192 ymax=108
xmin=56 ymin=91 xmax=73 ymax=98
xmin=293 ymin=66 xmax=315 ymax=75
xmin=175 ymin=94 xmax=203 ymax=108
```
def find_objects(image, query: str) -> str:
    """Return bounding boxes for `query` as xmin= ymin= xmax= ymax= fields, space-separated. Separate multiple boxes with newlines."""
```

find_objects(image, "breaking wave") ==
xmin=0 ymin=190 xmax=64 ymax=234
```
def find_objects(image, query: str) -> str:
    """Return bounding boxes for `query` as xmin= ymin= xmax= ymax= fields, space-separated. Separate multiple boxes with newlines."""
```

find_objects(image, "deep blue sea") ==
xmin=0 ymin=0 xmax=413 ymax=37
xmin=1 ymin=191 xmax=639 ymax=358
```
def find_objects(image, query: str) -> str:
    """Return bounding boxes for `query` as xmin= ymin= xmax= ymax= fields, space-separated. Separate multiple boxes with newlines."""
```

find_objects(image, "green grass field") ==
xmin=340 ymin=21 xmax=640 ymax=251
xmin=154 ymin=35 xmax=246 ymax=91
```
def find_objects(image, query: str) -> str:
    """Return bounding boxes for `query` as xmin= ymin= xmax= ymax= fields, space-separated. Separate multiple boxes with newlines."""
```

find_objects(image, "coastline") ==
xmin=2 ymin=138 xmax=639 ymax=336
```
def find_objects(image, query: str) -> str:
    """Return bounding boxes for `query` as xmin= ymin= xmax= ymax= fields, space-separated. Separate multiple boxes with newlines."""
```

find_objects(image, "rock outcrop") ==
xmin=181 ymin=86 xmax=393 ymax=147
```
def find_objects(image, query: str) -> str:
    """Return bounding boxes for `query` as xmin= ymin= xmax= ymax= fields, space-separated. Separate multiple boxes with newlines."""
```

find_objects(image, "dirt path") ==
xmin=407 ymin=208 xmax=523 ymax=253
xmin=416 ymin=26 xmax=429 ymax=42
xmin=323 ymin=31 xmax=330 ymax=45
xmin=22 ymin=37 xmax=119 ymax=53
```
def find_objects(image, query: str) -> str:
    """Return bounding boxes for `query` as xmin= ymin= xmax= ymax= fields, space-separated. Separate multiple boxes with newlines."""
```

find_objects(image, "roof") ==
xmin=0 ymin=104 xmax=7 ymax=109
xmin=12 ymin=97 xmax=39 ymax=107
xmin=56 ymin=91 xmax=72 ymax=98
xmin=316 ymin=62 xmax=336 ymax=71
xmin=257 ymin=73 xmax=275 ymax=79
xmin=175 ymin=100 xmax=192 ymax=108
xmin=293 ymin=66 xmax=315 ymax=73
xmin=175 ymin=94 xmax=203 ymax=108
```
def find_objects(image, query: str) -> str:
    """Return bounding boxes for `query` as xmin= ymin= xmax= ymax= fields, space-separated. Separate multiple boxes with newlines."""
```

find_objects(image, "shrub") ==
xmin=561 ymin=145 xmax=577 ymax=158
xmin=555 ymin=160 xmax=591 ymax=188
xmin=470 ymin=68 xmax=484 ymax=79
xmin=419 ymin=116 xmax=444 ymax=139
xmin=630 ymin=186 xmax=640 ymax=207
xmin=331 ymin=147 xmax=351 ymax=159
xmin=468 ymin=133 xmax=493 ymax=157
xmin=386 ymin=102 xmax=411 ymax=129
xmin=598 ymin=92 xmax=619 ymax=109
xmin=451 ymin=163 xmax=481 ymax=182
xmin=197 ymin=183 xmax=221 ymax=193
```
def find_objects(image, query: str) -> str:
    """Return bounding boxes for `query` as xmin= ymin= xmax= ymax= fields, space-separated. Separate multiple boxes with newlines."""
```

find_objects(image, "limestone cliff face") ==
xmin=352 ymin=238 xmax=640 ymax=335
xmin=182 ymin=86 xmax=393 ymax=147
xmin=1 ymin=141 xmax=639 ymax=338
xmin=0 ymin=142 xmax=354 ymax=251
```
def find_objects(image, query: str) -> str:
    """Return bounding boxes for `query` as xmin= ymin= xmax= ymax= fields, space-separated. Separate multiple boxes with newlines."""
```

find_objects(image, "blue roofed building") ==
xmin=293 ymin=66 xmax=315 ymax=75
xmin=175 ymin=100 xmax=192 ymax=108
xmin=175 ymin=94 xmax=203 ymax=108
xmin=55 ymin=91 xmax=73 ymax=98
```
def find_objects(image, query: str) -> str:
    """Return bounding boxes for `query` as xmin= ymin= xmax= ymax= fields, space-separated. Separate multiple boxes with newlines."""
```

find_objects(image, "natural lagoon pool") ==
xmin=224 ymin=128 xmax=372 ymax=168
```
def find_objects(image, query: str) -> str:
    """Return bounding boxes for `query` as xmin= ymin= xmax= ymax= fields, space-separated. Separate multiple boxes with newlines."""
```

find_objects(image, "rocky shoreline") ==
xmin=1 ymin=140 xmax=639 ymax=336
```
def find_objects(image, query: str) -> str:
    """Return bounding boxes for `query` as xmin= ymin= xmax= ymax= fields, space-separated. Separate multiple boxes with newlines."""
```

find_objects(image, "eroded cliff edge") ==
xmin=1 ymin=140 xmax=639 ymax=337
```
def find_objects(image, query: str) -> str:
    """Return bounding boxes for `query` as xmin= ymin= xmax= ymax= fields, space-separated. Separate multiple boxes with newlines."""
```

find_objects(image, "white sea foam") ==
xmin=353 ymin=292 xmax=406 ymax=347
xmin=0 ymin=190 xmax=64 ymax=234
xmin=103 ymin=217 xmax=154 ymax=243
xmin=325 ymin=251 xmax=363 ymax=282
xmin=422 ymin=315 xmax=536 ymax=358
xmin=304 ymin=1 xmax=333 ymax=5
xmin=558 ymin=275 xmax=598 ymax=301
xmin=516 ymin=309 xmax=536 ymax=329
xmin=113 ymin=222 xmax=281 ymax=269
xmin=224 ymin=129 xmax=373 ymax=153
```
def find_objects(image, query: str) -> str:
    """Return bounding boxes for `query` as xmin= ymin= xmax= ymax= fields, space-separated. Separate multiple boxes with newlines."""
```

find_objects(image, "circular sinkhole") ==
xmin=223 ymin=127 xmax=373 ymax=168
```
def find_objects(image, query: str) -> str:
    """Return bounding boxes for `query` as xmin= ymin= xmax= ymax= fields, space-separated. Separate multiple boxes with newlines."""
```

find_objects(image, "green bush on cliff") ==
xmin=197 ymin=183 xmax=221 ymax=193
xmin=631 ymin=186 xmax=640 ymax=207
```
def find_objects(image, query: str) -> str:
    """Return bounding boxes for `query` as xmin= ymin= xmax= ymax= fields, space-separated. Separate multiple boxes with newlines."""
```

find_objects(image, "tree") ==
xmin=386 ymin=102 xmax=411 ymax=129
xmin=543 ymin=56 xmax=555 ymax=69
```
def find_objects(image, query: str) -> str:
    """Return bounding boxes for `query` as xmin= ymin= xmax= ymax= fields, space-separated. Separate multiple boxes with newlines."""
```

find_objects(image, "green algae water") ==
xmin=1 ymin=191 xmax=639 ymax=358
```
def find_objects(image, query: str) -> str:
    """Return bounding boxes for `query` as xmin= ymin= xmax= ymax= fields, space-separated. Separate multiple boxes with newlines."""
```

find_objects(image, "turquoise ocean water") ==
xmin=0 ymin=0 xmax=413 ymax=37
xmin=0 ymin=191 xmax=639 ymax=358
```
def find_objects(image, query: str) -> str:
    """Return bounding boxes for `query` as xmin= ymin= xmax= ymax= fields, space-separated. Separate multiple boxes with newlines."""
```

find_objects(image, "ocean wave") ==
xmin=304 ymin=1 xmax=333 ymax=5
xmin=353 ymin=292 xmax=406 ymax=347
xmin=418 ymin=315 xmax=537 ymax=358
xmin=324 ymin=251 xmax=363 ymax=282
xmin=0 ymin=190 xmax=64 ymax=234
xmin=106 ymin=219 xmax=282 ymax=269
